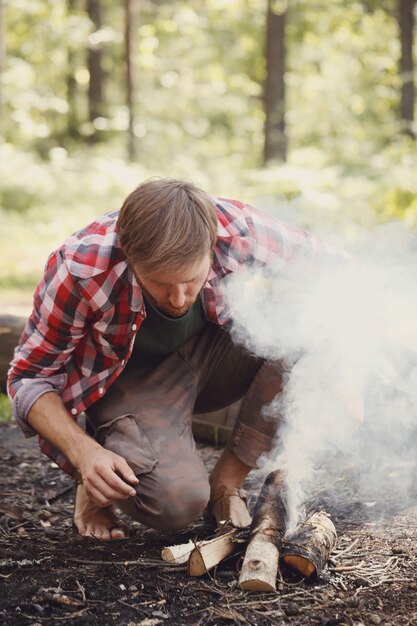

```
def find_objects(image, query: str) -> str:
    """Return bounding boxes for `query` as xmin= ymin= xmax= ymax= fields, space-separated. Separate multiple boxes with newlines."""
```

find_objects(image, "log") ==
xmin=0 ymin=315 xmax=26 ymax=391
xmin=282 ymin=511 xmax=337 ymax=579
xmin=161 ymin=538 xmax=217 ymax=565
xmin=238 ymin=470 xmax=286 ymax=592
xmin=187 ymin=529 xmax=240 ymax=576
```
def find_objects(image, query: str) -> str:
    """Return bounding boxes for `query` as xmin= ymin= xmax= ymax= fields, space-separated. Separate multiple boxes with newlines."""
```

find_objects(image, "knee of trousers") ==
xmin=119 ymin=478 xmax=211 ymax=532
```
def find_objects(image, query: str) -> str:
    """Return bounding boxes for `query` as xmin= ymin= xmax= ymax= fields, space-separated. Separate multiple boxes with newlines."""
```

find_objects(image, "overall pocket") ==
xmin=95 ymin=414 xmax=158 ymax=476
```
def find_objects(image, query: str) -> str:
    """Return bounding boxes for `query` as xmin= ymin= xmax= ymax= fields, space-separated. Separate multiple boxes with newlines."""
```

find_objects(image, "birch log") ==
xmin=282 ymin=511 xmax=337 ymax=579
xmin=238 ymin=470 xmax=286 ymax=591
xmin=187 ymin=529 xmax=239 ymax=576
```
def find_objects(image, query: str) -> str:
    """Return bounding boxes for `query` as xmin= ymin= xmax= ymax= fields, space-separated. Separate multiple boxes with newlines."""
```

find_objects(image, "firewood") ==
xmin=161 ymin=539 xmax=212 ymax=565
xmin=187 ymin=529 xmax=239 ymax=576
xmin=282 ymin=511 xmax=337 ymax=579
xmin=238 ymin=470 xmax=286 ymax=592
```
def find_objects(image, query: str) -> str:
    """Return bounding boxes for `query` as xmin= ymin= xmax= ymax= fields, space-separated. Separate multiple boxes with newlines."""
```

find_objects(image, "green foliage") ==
xmin=0 ymin=0 xmax=416 ymax=284
xmin=2 ymin=1 xmax=414 ymax=168
xmin=0 ymin=394 xmax=12 ymax=423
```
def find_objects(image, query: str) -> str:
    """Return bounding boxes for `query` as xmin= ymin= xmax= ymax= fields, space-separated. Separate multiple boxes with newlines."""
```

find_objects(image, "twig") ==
xmin=329 ymin=560 xmax=366 ymax=572
xmin=21 ymin=607 xmax=90 ymax=621
xmin=333 ymin=538 xmax=360 ymax=559
xmin=7 ymin=519 xmax=33 ymax=532
xmin=66 ymin=557 xmax=184 ymax=568
xmin=75 ymin=580 xmax=86 ymax=603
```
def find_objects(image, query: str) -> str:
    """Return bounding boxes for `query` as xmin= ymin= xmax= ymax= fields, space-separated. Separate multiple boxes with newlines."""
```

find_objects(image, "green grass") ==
xmin=0 ymin=393 xmax=12 ymax=423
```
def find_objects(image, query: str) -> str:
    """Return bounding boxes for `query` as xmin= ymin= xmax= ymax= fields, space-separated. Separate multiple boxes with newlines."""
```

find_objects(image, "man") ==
xmin=7 ymin=178 xmax=336 ymax=540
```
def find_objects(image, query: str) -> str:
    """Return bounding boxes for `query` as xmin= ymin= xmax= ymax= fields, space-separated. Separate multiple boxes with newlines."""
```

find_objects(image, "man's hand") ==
xmin=77 ymin=448 xmax=139 ymax=507
xmin=26 ymin=392 xmax=139 ymax=509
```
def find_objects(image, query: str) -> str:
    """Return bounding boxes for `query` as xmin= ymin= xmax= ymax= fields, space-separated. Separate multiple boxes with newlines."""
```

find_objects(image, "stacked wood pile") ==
xmin=162 ymin=470 xmax=337 ymax=592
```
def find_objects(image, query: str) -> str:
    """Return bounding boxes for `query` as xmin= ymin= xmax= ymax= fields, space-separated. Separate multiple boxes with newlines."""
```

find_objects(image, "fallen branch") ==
xmin=32 ymin=591 xmax=86 ymax=608
xmin=238 ymin=470 xmax=286 ymax=592
xmin=282 ymin=511 xmax=337 ymax=579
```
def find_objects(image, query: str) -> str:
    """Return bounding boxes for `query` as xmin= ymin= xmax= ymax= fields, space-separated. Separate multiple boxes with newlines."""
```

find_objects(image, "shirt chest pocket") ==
xmin=95 ymin=332 xmax=130 ymax=360
xmin=93 ymin=314 xmax=133 ymax=360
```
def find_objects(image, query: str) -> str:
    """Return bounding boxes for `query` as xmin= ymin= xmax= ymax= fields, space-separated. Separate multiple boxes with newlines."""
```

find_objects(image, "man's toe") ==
xmin=110 ymin=527 xmax=126 ymax=539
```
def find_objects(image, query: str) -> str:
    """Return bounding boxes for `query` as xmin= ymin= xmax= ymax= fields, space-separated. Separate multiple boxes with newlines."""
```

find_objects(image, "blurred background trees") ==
xmin=399 ymin=0 xmax=415 ymax=136
xmin=1 ymin=0 xmax=414 ymax=163
xmin=0 ymin=0 xmax=416 ymax=311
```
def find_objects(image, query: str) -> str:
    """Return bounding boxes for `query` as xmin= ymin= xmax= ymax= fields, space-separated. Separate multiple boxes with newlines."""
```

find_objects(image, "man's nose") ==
xmin=168 ymin=285 xmax=186 ymax=308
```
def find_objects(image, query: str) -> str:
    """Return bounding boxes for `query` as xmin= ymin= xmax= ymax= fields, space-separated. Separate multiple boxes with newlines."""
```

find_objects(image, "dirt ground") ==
xmin=1 ymin=421 xmax=417 ymax=626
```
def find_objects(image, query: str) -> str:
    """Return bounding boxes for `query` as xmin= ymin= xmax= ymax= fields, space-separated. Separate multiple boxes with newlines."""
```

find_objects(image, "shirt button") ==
xmin=132 ymin=323 xmax=137 ymax=331
xmin=99 ymin=387 xmax=104 ymax=395
xmin=71 ymin=408 xmax=77 ymax=416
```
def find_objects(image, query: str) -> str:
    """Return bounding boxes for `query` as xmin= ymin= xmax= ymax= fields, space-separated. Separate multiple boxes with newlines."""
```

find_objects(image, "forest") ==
xmin=0 ymin=0 xmax=416 ymax=318
xmin=0 ymin=0 xmax=415 ymax=407
xmin=1 ymin=4 xmax=417 ymax=625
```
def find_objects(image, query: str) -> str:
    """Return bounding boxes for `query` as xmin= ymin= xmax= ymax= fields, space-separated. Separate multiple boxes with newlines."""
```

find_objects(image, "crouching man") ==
xmin=8 ymin=178 xmax=334 ymax=540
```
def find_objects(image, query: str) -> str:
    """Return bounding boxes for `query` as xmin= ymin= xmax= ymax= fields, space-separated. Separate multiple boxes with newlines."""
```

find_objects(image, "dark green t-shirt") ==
xmin=128 ymin=295 xmax=208 ymax=368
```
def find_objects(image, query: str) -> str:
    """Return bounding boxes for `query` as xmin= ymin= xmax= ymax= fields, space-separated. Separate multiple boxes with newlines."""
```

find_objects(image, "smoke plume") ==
xmin=226 ymin=218 xmax=417 ymax=530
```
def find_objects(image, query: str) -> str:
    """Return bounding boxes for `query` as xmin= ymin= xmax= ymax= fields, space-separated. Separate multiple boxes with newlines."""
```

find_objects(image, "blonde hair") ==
xmin=117 ymin=178 xmax=218 ymax=272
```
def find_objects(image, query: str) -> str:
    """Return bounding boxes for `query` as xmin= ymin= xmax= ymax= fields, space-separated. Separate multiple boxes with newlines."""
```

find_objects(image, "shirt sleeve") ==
xmin=245 ymin=204 xmax=349 ymax=272
xmin=7 ymin=248 xmax=89 ymax=432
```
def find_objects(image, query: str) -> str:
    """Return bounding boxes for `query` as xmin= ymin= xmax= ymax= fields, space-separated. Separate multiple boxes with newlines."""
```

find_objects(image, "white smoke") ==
xmin=226 ymin=219 xmax=417 ymax=530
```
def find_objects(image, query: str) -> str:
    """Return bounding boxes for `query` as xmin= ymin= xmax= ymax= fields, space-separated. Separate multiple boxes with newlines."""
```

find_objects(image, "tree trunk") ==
xmin=87 ymin=0 xmax=105 ymax=139
xmin=0 ymin=316 xmax=26 ymax=392
xmin=125 ymin=0 xmax=138 ymax=160
xmin=399 ymin=0 xmax=415 ymax=137
xmin=0 ymin=0 xmax=5 ymax=124
xmin=263 ymin=0 xmax=287 ymax=164
xmin=66 ymin=0 xmax=80 ymax=138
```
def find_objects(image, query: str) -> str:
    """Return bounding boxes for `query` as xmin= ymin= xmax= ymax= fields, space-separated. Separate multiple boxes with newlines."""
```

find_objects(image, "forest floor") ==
xmin=1 ymin=421 xmax=417 ymax=626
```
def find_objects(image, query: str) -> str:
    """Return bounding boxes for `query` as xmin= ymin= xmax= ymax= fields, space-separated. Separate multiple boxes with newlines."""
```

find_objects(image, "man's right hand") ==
xmin=77 ymin=447 xmax=139 ymax=507
xmin=27 ymin=392 xmax=139 ymax=509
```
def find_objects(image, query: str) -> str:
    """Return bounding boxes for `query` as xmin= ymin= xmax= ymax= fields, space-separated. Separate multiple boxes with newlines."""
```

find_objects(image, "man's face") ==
xmin=133 ymin=254 xmax=212 ymax=318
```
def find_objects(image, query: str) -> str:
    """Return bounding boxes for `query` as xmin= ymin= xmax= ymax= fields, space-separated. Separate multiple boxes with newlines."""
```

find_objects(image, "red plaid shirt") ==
xmin=8 ymin=197 xmax=338 ymax=474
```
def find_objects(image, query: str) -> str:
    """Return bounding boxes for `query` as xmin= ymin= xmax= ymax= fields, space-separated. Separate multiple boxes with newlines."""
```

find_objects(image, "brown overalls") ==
xmin=86 ymin=324 xmax=284 ymax=531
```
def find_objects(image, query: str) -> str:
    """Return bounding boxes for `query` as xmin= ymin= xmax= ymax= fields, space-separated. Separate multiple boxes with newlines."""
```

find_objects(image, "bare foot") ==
xmin=73 ymin=483 xmax=127 ymax=540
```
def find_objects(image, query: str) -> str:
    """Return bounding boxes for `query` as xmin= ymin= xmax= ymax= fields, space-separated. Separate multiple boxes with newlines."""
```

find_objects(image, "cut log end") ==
xmin=186 ymin=530 xmax=239 ymax=577
xmin=282 ymin=511 xmax=337 ymax=579
xmin=187 ymin=547 xmax=207 ymax=577
xmin=239 ymin=579 xmax=276 ymax=592
xmin=161 ymin=541 xmax=195 ymax=565
xmin=283 ymin=554 xmax=316 ymax=578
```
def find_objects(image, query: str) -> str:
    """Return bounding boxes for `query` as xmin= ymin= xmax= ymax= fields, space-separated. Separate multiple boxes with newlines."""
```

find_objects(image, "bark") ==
xmin=125 ymin=0 xmax=138 ymax=160
xmin=162 ymin=539 xmax=201 ymax=565
xmin=0 ymin=316 xmax=26 ymax=392
xmin=263 ymin=0 xmax=287 ymax=164
xmin=282 ymin=511 xmax=337 ymax=579
xmin=161 ymin=533 xmax=237 ymax=565
xmin=0 ymin=0 xmax=4 ymax=123
xmin=87 ymin=0 xmax=105 ymax=136
xmin=66 ymin=0 xmax=79 ymax=138
xmin=399 ymin=0 xmax=415 ymax=137
xmin=238 ymin=470 xmax=286 ymax=591
xmin=187 ymin=529 xmax=240 ymax=576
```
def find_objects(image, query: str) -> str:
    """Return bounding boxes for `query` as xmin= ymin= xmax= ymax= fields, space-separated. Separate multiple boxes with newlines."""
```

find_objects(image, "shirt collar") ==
xmin=127 ymin=265 xmax=145 ymax=313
